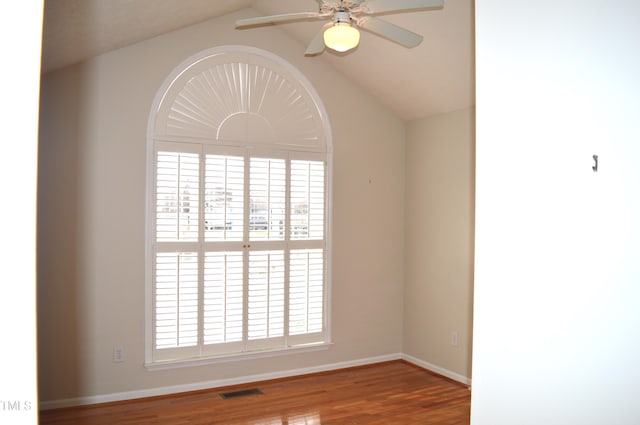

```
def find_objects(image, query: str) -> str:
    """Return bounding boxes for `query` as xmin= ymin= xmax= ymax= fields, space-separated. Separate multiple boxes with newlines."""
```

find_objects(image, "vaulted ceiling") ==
xmin=41 ymin=0 xmax=474 ymax=121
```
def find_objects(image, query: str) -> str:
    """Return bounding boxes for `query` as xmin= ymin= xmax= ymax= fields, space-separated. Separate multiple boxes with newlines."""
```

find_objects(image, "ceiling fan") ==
xmin=235 ymin=0 xmax=444 ymax=55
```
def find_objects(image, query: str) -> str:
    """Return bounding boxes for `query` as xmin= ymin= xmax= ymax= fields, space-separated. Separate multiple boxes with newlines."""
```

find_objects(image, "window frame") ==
xmin=144 ymin=46 xmax=333 ymax=369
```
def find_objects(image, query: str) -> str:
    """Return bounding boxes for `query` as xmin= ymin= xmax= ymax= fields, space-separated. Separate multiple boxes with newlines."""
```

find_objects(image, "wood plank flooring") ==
xmin=39 ymin=360 xmax=470 ymax=424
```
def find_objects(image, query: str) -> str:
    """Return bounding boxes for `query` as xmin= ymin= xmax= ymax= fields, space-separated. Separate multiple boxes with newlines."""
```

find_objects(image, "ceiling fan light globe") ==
xmin=323 ymin=23 xmax=360 ymax=52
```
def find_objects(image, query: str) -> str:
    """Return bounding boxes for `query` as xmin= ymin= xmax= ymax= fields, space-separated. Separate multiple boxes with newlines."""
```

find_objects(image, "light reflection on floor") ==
xmin=252 ymin=412 xmax=321 ymax=424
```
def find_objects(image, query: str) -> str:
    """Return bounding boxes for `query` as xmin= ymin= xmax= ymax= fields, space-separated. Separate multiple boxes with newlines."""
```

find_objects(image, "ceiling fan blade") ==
xmin=236 ymin=12 xmax=321 ymax=28
xmin=305 ymin=29 xmax=327 ymax=56
xmin=360 ymin=0 xmax=443 ymax=14
xmin=359 ymin=17 xmax=423 ymax=48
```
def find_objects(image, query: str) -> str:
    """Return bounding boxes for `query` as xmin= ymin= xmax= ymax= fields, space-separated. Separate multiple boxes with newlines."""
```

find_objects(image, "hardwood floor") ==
xmin=39 ymin=361 xmax=470 ymax=424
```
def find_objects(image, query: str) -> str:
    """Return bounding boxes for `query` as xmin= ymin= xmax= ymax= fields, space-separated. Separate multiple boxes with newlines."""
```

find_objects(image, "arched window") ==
xmin=145 ymin=46 xmax=332 ymax=366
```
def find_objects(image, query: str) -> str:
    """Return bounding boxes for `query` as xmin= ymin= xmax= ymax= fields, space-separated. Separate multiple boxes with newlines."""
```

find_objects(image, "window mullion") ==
xmin=242 ymin=150 xmax=250 ymax=351
xmin=284 ymin=157 xmax=291 ymax=343
xmin=197 ymin=148 xmax=205 ymax=354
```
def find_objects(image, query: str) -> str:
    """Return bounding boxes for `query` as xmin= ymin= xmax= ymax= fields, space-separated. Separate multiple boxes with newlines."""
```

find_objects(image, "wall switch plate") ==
xmin=451 ymin=331 xmax=459 ymax=347
xmin=113 ymin=346 xmax=124 ymax=363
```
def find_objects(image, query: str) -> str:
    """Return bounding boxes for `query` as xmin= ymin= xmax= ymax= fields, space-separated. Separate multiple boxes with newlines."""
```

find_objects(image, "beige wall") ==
xmin=403 ymin=108 xmax=475 ymax=379
xmin=37 ymin=8 xmax=405 ymax=403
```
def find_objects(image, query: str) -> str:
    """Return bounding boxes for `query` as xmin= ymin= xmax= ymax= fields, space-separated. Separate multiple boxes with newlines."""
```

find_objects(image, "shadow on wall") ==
xmin=37 ymin=66 xmax=92 ymax=401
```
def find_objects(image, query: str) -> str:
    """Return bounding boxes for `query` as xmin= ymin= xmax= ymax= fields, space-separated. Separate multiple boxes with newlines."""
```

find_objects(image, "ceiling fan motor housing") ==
xmin=333 ymin=11 xmax=352 ymax=25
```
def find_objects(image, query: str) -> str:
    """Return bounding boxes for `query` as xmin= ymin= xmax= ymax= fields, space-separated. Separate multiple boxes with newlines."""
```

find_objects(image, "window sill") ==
xmin=145 ymin=342 xmax=333 ymax=371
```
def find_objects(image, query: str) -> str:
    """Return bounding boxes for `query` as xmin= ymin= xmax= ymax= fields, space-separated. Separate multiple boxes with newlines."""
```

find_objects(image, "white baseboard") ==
xmin=401 ymin=353 xmax=472 ymax=386
xmin=40 ymin=353 xmax=471 ymax=410
xmin=39 ymin=353 xmax=403 ymax=410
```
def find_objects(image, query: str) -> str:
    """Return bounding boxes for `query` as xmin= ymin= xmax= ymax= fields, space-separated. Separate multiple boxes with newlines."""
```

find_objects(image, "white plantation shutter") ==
xmin=249 ymin=158 xmax=286 ymax=241
xmin=148 ymin=47 xmax=331 ymax=365
xmin=151 ymin=148 xmax=327 ymax=362
xmin=156 ymin=151 xmax=199 ymax=242
xmin=247 ymin=250 xmax=286 ymax=349
xmin=154 ymin=252 xmax=199 ymax=349
xmin=203 ymin=251 xmax=244 ymax=345
xmin=205 ymin=155 xmax=244 ymax=242
xmin=202 ymin=251 xmax=245 ymax=355
xmin=290 ymin=160 xmax=325 ymax=240
xmin=289 ymin=249 xmax=324 ymax=336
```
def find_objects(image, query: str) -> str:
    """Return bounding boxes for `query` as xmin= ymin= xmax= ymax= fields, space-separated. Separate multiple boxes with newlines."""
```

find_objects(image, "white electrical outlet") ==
xmin=113 ymin=346 xmax=124 ymax=363
xmin=451 ymin=331 xmax=459 ymax=347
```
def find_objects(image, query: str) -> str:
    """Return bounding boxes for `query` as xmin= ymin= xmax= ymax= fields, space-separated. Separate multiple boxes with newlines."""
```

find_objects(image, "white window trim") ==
xmin=145 ymin=341 xmax=333 ymax=371
xmin=145 ymin=46 xmax=333 ymax=369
